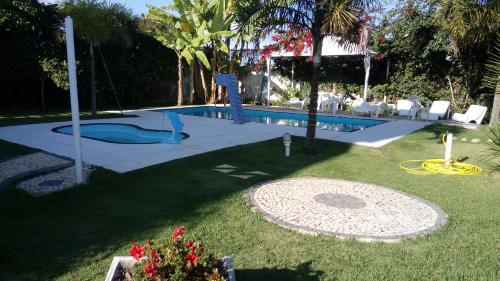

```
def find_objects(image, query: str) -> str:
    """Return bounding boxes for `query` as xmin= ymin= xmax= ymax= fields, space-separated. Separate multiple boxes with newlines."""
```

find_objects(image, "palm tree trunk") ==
xmin=490 ymin=80 xmax=500 ymax=127
xmin=189 ymin=63 xmax=195 ymax=104
xmin=303 ymin=7 xmax=324 ymax=155
xmin=198 ymin=58 xmax=209 ymax=103
xmin=177 ymin=55 xmax=183 ymax=106
xmin=210 ymin=39 xmax=217 ymax=103
xmin=89 ymin=40 xmax=97 ymax=117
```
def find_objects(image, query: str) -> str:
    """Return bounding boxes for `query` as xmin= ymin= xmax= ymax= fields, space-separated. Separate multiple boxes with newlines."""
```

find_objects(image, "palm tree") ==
xmin=438 ymin=0 xmax=499 ymax=57
xmin=147 ymin=1 xmax=211 ymax=105
xmin=242 ymin=0 xmax=374 ymax=154
xmin=437 ymin=0 xmax=499 ymax=114
xmin=61 ymin=0 xmax=131 ymax=117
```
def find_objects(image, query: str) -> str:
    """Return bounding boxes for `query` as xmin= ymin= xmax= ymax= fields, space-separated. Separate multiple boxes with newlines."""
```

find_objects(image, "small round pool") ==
xmin=52 ymin=123 xmax=189 ymax=144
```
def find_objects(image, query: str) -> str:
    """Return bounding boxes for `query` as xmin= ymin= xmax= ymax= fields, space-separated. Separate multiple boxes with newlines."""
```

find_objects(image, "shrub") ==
xmin=126 ymin=226 xmax=227 ymax=281
xmin=485 ymin=124 xmax=500 ymax=172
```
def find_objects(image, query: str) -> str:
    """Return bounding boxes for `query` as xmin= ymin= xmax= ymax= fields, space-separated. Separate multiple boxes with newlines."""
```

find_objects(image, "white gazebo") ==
xmin=265 ymin=35 xmax=373 ymax=105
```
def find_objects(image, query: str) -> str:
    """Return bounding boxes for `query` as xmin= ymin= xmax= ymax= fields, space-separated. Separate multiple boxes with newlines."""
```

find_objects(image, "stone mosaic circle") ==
xmin=248 ymin=177 xmax=447 ymax=242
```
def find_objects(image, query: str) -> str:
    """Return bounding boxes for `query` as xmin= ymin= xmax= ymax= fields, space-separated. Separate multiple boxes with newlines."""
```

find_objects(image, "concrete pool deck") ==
xmin=0 ymin=107 xmax=431 ymax=173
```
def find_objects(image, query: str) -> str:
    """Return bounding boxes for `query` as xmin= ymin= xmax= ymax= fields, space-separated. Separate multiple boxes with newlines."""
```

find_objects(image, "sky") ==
xmin=39 ymin=1 xmax=174 ymax=15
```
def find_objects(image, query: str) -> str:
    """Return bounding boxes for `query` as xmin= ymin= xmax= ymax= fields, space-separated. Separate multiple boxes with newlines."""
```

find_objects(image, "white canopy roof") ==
xmin=265 ymin=35 xmax=374 ymax=103
xmin=270 ymin=35 xmax=371 ymax=58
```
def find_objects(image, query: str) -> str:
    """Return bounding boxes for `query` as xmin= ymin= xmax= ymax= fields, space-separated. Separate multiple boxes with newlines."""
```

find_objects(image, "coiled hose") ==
xmin=399 ymin=134 xmax=482 ymax=176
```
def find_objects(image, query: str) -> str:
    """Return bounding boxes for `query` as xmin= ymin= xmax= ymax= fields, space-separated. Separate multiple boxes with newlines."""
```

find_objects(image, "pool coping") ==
xmin=51 ymin=123 xmax=189 ymax=144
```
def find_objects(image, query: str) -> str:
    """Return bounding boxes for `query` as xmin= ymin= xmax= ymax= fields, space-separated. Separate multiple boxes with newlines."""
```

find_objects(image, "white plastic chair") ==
xmin=329 ymin=97 xmax=339 ymax=114
xmin=300 ymin=98 xmax=310 ymax=110
xmin=317 ymin=94 xmax=331 ymax=111
xmin=420 ymin=101 xmax=450 ymax=121
xmin=452 ymin=105 xmax=488 ymax=124
xmin=352 ymin=100 xmax=373 ymax=115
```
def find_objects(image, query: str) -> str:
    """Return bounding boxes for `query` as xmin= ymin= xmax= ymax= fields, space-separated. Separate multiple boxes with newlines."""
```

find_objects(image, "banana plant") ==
xmin=146 ymin=2 xmax=211 ymax=105
xmin=205 ymin=0 xmax=237 ymax=103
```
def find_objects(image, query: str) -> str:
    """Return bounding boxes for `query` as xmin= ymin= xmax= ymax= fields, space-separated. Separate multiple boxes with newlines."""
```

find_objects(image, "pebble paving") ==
xmin=0 ymin=152 xmax=71 ymax=183
xmin=248 ymin=177 xmax=447 ymax=242
xmin=17 ymin=163 xmax=94 ymax=196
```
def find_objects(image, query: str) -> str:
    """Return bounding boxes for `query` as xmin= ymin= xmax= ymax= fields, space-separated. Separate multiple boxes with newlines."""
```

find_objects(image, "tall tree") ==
xmin=243 ymin=0 xmax=374 ymax=154
xmin=61 ymin=0 xmax=131 ymax=116
xmin=437 ymin=0 xmax=499 ymax=113
xmin=484 ymin=39 xmax=500 ymax=127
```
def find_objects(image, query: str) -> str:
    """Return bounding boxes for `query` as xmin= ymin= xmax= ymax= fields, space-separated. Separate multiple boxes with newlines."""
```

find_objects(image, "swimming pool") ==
xmin=52 ymin=123 xmax=189 ymax=144
xmin=161 ymin=107 xmax=385 ymax=132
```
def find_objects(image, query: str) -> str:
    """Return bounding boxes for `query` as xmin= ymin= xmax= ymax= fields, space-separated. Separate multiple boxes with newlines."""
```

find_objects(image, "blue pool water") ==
xmin=161 ymin=107 xmax=385 ymax=132
xmin=52 ymin=123 xmax=189 ymax=144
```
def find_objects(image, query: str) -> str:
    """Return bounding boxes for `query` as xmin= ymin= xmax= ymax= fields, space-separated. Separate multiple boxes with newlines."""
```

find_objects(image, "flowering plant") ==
xmin=261 ymin=26 xmax=313 ymax=60
xmin=124 ymin=226 xmax=227 ymax=281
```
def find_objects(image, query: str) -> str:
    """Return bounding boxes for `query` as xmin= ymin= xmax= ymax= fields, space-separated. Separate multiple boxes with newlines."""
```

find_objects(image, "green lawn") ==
xmin=0 ymin=109 xmax=127 ymax=127
xmin=0 ymin=119 xmax=499 ymax=281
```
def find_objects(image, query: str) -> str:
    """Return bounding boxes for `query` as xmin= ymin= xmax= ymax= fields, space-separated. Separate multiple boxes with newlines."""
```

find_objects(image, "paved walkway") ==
xmin=0 ymin=106 xmax=431 ymax=173
xmin=248 ymin=177 xmax=447 ymax=242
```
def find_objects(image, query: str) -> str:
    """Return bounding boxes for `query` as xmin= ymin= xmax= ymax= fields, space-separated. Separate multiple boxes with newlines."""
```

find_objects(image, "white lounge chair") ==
xmin=397 ymin=99 xmax=420 ymax=119
xmin=282 ymin=97 xmax=301 ymax=108
xmin=452 ymin=105 xmax=488 ymax=124
xmin=420 ymin=101 xmax=450 ymax=121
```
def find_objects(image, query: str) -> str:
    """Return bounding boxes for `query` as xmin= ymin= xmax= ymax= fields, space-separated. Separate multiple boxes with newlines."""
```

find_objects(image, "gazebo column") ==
xmin=266 ymin=57 xmax=272 ymax=106
xmin=363 ymin=54 xmax=370 ymax=100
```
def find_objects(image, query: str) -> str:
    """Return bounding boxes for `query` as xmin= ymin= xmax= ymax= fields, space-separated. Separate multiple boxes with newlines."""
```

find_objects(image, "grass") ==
xmin=0 ymin=116 xmax=499 ymax=280
xmin=0 ymin=109 xmax=128 ymax=127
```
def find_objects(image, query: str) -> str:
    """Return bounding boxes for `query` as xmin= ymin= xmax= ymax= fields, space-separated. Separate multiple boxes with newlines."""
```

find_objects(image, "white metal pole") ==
xmin=266 ymin=57 xmax=271 ymax=106
xmin=444 ymin=132 xmax=453 ymax=166
xmin=65 ymin=16 xmax=84 ymax=184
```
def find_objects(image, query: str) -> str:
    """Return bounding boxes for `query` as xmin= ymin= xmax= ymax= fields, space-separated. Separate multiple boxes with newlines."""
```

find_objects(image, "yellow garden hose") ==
xmin=399 ymin=134 xmax=482 ymax=176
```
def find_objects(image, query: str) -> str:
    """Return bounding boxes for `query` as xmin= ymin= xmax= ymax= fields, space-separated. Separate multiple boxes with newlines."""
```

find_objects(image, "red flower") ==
xmin=146 ymin=239 xmax=152 ymax=246
xmin=271 ymin=35 xmax=280 ymax=42
xmin=374 ymin=52 xmax=385 ymax=61
xmin=186 ymin=251 xmax=199 ymax=264
xmin=151 ymin=250 xmax=160 ymax=264
xmin=129 ymin=243 xmax=145 ymax=261
xmin=144 ymin=262 xmax=156 ymax=278
xmin=405 ymin=5 xmax=414 ymax=15
xmin=172 ymin=226 xmax=185 ymax=239
xmin=185 ymin=240 xmax=193 ymax=248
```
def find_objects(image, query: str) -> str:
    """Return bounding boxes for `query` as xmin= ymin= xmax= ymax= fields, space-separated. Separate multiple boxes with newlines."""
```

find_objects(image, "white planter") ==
xmin=105 ymin=256 xmax=236 ymax=281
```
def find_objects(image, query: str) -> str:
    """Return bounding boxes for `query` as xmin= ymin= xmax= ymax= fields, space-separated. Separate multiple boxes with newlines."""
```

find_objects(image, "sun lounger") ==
xmin=420 ymin=101 xmax=450 ymax=121
xmin=452 ymin=105 xmax=487 ymax=124
xmin=282 ymin=97 xmax=302 ymax=108
xmin=397 ymin=99 xmax=420 ymax=119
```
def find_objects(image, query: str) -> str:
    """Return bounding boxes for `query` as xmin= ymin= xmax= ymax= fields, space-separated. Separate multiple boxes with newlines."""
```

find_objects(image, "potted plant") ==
xmin=105 ymin=226 xmax=236 ymax=281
